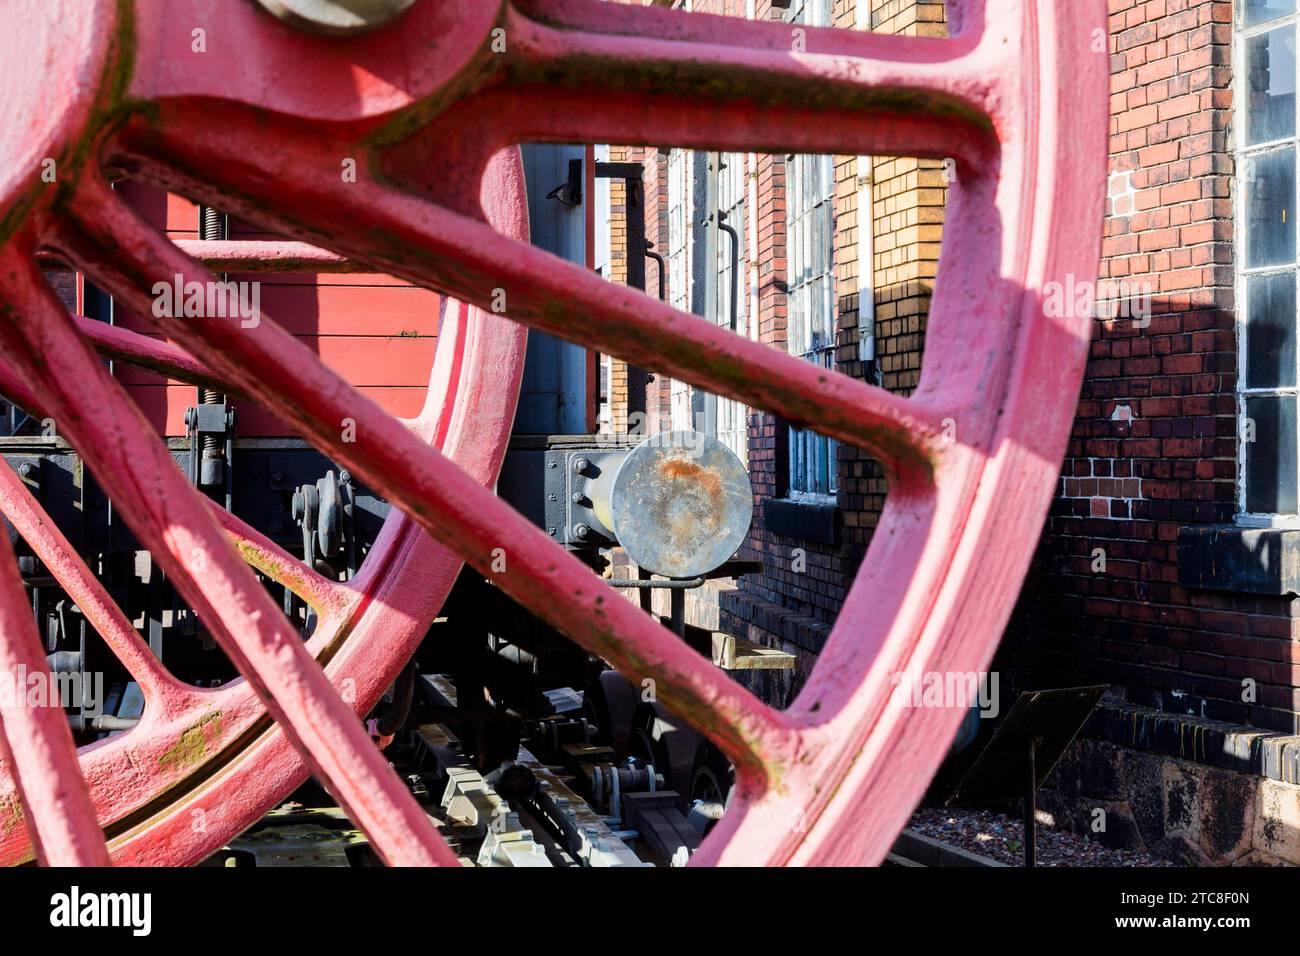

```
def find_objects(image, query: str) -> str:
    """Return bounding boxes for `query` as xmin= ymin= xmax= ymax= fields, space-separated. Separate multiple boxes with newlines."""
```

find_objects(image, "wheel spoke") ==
xmin=54 ymin=182 xmax=797 ymax=779
xmin=73 ymin=316 xmax=239 ymax=399
xmin=0 ymin=535 xmax=110 ymax=866
xmin=348 ymin=0 xmax=1002 ymax=220
xmin=103 ymin=126 xmax=947 ymax=476
xmin=0 ymin=353 xmax=345 ymax=613
xmin=485 ymin=0 xmax=998 ymax=160
xmin=207 ymin=507 xmax=352 ymax=621
xmin=174 ymin=240 xmax=356 ymax=273
xmin=0 ymin=458 xmax=185 ymax=708
xmin=352 ymin=185 xmax=945 ymax=473
xmin=0 ymin=243 xmax=456 ymax=867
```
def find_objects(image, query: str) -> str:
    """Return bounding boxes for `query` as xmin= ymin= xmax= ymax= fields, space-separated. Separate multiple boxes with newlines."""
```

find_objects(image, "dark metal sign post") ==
xmin=949 ymin=685 xmax=1107 ymax=868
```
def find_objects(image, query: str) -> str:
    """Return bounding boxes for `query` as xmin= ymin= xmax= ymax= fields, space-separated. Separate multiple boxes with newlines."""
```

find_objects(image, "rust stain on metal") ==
xmin=158 ymin=712 xmax=223 ymax=771
xmin=658 ymin=457 xmax=722 ymax=504
xmin=0 ymin=795 xmax=22 ymax=837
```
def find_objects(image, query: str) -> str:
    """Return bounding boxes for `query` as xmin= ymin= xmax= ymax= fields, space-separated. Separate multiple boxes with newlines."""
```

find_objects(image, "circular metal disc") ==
xmin=252 ymin=0 xmax=419 ymax=36
xmin=609 ymin=431 xmax=753 ymax=579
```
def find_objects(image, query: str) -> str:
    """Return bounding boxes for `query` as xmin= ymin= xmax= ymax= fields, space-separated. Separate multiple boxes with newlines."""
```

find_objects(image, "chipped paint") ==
xmin=158 ymin=712 xmax=223 ymax=771
xmin=0 ymin=795 xmax=22 ymax=838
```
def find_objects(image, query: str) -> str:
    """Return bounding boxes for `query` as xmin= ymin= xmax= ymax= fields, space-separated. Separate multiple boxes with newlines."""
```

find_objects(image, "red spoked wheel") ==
xmin=0 ymin=0 xmax=1107 ymax=866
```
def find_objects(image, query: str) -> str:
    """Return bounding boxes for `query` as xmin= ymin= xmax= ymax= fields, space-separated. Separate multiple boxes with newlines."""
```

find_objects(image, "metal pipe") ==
xmin=644 ymin=241 xmax=666 ymax=301
xmin=717 ymin=209 xmax=740 ymax=333
xmin=196 ymin=204 xmax=229 ymax=490
xmin=605 ymin=577 xmax=704 ymax=589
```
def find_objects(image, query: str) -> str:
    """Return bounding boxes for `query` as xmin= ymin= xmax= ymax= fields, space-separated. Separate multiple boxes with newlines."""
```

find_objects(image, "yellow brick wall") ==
xmin=869 ymin=0 xmax=948 ymax=394
xmin=606 ymin=145 xmax=632 ymax=434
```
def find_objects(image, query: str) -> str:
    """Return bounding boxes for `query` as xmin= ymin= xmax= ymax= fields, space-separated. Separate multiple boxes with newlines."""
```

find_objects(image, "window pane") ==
xmin=1246 ymin=272 xmax=1298 ymax=387
xmin=1245 ymin=395 xmax=1299 ymax=513
xmin=1245 ymin=148 xmax=1297 ymax=268
xmin=1246 ymin=27 xmax=1296 ymax=145
xmin=1246 ymin=0 xmax=1296 ymax=27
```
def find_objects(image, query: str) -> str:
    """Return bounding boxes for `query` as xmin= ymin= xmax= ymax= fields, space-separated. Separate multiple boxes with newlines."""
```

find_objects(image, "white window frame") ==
xmin=1236 ymin=3 xmax=1300 ymax=527
xmin=783 ymin=0 xmax=837 ymax=500
xmin=716 ymin=150 xmax=750 ymax=463
xmin=667 ymin=146 xmax=695 ymax=432
xmin=856 ymin=0 xmax=876 ymax=369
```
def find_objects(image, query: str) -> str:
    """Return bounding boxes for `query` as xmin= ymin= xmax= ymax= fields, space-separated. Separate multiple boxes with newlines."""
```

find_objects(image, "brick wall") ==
xmin=1000 ymin=0 xmax=1300 ymax=735
xmin=596 ymin=0 xmax=1300 ymax=809
xmin=605 ymin=145 xmax=633 ymax=434
xmin=602 ymin=0 xmax=947 ymax=679
xmin=729 ymin=0 xmax=945 ymax=662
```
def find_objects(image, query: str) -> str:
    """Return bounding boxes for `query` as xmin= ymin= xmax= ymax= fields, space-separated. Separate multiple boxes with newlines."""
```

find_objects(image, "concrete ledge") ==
xmin=1085 ymin=700 xmax=1300 ymax=784
xmin=1177 ymin=524 xmax=1300 ymax=596
xmin=763 ymin=496 xmax=839 ymax=545
xmin=718 ymin=588 xmax=831 ymax=655
xmin=1039 ymin=734 xmax=1300 ymax=866
xmin=890 ymin=829 xmax=1007 ymax=867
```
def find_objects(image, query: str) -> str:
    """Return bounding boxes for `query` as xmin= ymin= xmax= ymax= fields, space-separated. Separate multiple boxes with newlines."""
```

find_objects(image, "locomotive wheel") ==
xmin=0 ymin=148 xmax=528 ymax=866
xmin=584 ymin=668 xmax=640 ymax=758
xmin=689 ymin=742 xmax=735 ymax=837
xmin=0 ymin=0 xmax=1106 ymax=866
xmin=629 ymin=701 xmax=703 ymax=801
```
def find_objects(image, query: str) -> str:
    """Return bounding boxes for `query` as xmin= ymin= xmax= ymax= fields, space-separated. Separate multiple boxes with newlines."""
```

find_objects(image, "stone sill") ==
xmin=1177 ymin=524 xmax=1300 ymax=596
xmin=762 ymin=496 xmax=840 ymax=546
xmin=719 ymin=587 xmax=831 ymax=655
xmin=1085 ymin=699 xmax=1300 ymax=785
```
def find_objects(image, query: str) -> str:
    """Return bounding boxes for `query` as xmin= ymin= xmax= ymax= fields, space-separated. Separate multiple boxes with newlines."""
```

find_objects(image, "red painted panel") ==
xmin=112 ymin=334 xmax=436 ymax=387
xmin=114 ymin=284 xmax=443 ymax=338
xmin=125 ymin=384 xmax=427 ymax=436
xmin=116 ymin=180 xmax=199 ymax=236
xmin=110 ymin=184 xmax=439 ymax=434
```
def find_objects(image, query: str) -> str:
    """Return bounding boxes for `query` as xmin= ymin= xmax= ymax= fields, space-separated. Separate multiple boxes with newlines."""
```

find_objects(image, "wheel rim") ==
xmin=0 ymin=0 xmax=1108 ymax=866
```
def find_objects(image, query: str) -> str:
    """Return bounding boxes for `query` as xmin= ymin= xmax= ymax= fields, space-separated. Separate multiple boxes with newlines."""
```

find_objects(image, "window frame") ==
xmin=783 ymin=0 xmax=838 ymax=500
xmin=666 ymin=146 xmax=695 ymax=433
xmin=1236 ymin=3 xmax=1300 ymax=526
xmin=715 ymin=150 xmax=751 ymax=464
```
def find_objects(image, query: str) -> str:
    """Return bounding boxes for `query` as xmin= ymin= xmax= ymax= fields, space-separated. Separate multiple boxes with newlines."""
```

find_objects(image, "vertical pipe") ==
xmin=625 ymin=171 xmax=648 ymax=424
xmin=196 ymin=205 xmax=228 ymax=488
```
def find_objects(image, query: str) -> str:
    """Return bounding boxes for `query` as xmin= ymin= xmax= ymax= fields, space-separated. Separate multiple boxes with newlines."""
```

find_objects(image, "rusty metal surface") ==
xmin=0 ymin=0 xmax=1108 ymax=866
xmin=597 ymin=431 xmax=753 ymax=579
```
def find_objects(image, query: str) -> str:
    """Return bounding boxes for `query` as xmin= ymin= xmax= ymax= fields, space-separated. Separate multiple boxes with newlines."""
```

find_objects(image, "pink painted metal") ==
xmin=0 ymin=0 xmax=1107 ymax=865
xmin=0 ymin=152 xmax=528 ymax=864
xmin=0 ymin=533 xmax=110 ymax=866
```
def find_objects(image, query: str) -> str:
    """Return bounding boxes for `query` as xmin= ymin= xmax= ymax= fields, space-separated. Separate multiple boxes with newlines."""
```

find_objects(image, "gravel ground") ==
xmin=909 ymin=807 xmax=1179 ymax=867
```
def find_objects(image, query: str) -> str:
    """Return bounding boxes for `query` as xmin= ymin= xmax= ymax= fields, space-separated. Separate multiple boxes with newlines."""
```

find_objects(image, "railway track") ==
xmin=210 ymin=674 xmax=705 ymax=867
